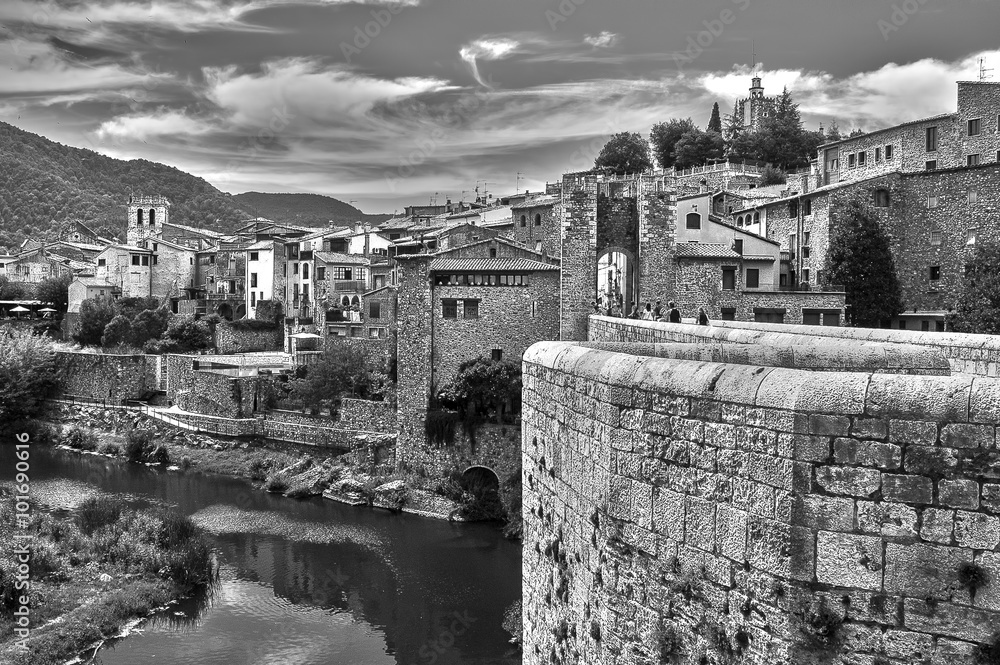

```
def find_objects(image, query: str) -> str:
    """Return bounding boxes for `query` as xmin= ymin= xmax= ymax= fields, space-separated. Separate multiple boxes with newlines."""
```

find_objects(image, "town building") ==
xmin=94 ymin=244 xmax=154 ymax=298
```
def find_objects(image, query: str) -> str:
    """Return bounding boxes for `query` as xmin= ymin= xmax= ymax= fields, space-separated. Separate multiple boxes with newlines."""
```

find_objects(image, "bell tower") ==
xmin=126 ymin=195 xmax=169 ymax=246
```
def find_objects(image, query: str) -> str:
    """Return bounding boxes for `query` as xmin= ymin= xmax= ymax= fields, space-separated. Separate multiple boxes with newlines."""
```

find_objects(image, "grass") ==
xmin=0 ymin=487 xmax=215 ymax=665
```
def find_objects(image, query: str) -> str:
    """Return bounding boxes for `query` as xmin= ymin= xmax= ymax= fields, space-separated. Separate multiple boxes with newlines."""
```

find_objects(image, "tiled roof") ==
xmin=75 ymin=276 xmax=115 ymax=287
xmin=430 ymin=258 xmax=559 ymax=272
xmin=314 ymin=251 xmax=370 ymax=265
xmin=512 ymin=195 xmax=559 ymax=210
xmin=164 ymin=222 xmax=223 ymax=238
xmin=674 ymin=243 xmax=741 ymax=259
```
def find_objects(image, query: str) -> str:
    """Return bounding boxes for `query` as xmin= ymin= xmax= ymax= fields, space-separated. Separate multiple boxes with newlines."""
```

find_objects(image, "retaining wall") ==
xmin=214 ymin=322 xmax=283 ymax=354
xmin=55 ymin=351 xmax=153 ymax=402
xmin=523 ymin=340 xmax=1000 ymax=664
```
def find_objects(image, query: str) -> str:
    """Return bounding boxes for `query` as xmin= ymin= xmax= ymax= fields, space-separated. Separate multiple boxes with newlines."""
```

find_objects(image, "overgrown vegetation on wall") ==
xmin=74 ymin=296 xmax=212 ymax=353
xmin=287 ymin=344 xmax=395 ymax=415
xmin=0 ymin=326 xmax=61 ymax=434
xmin=952 ymin=239 xmax=1000 ymax=334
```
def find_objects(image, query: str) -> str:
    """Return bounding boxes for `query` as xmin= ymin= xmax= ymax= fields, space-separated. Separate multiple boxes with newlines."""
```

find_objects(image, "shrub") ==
xmin=247 ymin=456 xmax=273 ymax=481
xmin=76 ymin=497 xmax=123 ymax=536
xmin=28 ymin=541 xmax=64 ymax=580
xmin=180 ymin=456 xmax=192 ymax=470
xmin=147 ymin=445 xmax=170 ymax=465
xmin=124 ymin=429 xmax=155 ymax=463
xmin=97 ymin=441 xmax=121 ymax=456
xmin=425 ymin=410 xmax=459 ymax=446
xmin=63 ymin=425 xmax=98 ymax=451
xmin=264 ymin=473 xmax=290 ymax=493
xmin=156 ymin=512 xmax=198 ymax=550
xmin=286 ymin=486 xmax=315 ymax=500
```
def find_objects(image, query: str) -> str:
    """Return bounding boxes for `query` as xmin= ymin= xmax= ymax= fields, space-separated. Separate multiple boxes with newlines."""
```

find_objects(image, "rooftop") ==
xmin=674 ymin=243 xmax=742 ymax=259
xmin=314 ymin=251 xmax=371 ymax=265
xmin=430 ymin=257 xmax=560 ymax=272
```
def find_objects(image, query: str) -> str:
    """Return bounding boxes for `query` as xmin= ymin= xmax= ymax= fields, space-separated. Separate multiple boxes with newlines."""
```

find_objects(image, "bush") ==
xmin=147 ymin=445 xmax=170 ymax=465
xmin=180 ymin=456 xmax=192 ymax=470
xmin=97 ymin=441 xmax=121 ymax=456
xmin=63 ymin=425 xmax=98 ymax=451
xmin=247 ymin=456 xmax=273 ymax=481
xmin=76 ymin=497 xmax=123 ymax=536
xmin=124 ymin=429 xmax=155 ymax=463
xmin=264 ymin=473 xmax=290 ymax=493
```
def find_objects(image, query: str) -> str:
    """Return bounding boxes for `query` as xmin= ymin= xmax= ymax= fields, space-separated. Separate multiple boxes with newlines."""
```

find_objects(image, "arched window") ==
xmin=520 ymin=215 xmax=527 ymax=227
xmin=534 ymin=214 xmax=541 ymax=226
xmin=341 ymin=296 xmax=350 ymax=307
xmin=137 ymin=209 xmax=144 ymax=225
xmin=351 ymin=295 xmax=360 ymax=306
xmin=685 ymin=212 xmax=701 ymax=230
xmin=149 ymin=209 xmax=156 ymax=224
xmin=753 ymin=212 xmax=760 ymax=224
xmin=737 ymin=215 xmax=744 ymax=227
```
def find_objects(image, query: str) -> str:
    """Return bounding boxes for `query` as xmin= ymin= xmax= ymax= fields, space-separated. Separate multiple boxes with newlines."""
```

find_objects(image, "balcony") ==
xmin=332 ymin=280 xmax=368 ymax=292
xmin=206 ymin=293 xmax=244 ymax=301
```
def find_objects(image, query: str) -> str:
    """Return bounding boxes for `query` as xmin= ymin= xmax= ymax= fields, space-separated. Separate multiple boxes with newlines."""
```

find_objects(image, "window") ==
xmin=369 ymin=301 xmax=381 ymax=319
xmin=152 ymin=256 xmax=158 ymax=266
xmin=898 ymin=320 xmax=906 ymax=330
xmin=137 ymin=209 xmax=144 ymax=225
xmin=721 ymin=307 xmax=736 ymax=321
xmin=927 ymin=195 xmax=938 ymax=208
xmin=804 ymin=231 xmax=810 ymax=245
xmin=153 ymin=243 xmax=158 ymax=252
xmin=875 ymin=147 xmax=882 ymax=162
xmin=734 ymin=239 xmax=744 ymax=254
xmin=968 ymin=154 xmax=981 ymax=166
xmin=250 ymin=273 xmax=258 ymax=288
xmin=685 ymin=212 xmax=701 ymax=229
xmin=874 ymin=189 xmax=890 ymax=207
xmin=491 ymin=349 xmax=503 ymax=362
xmin=848 ymin=153 xmax=856 ymax=168
xmin=442 ymin=299 xmax=458 ymax=318
xmin=141 ymin=256 xmax=149 ymax=266
xmin=293 ymin=263 xmax=299 ymax=275
xmin=332 ymin=267 xmax=353 ymax=280
xmin=930 ymin=265 xmax=941 ymax=281
xmin=250 ymin=252 xmax=259 ymax=261
xmin=534 ymin=214 xmax=542 ymax=226
xmin=780 ymin=274 xmax=788 ymax=287
xmin=98 ymin=258 xmax=106 ymax=267
xmin=803 ymin=199 xmax=812 ymax=216
xmin=803 ymin=247 xmax=811 ymax=258
xmin=753 ymin=212 xmax=759 ymax=225
xmin=302 ymin=264 xmax=309 ymax=280
xmin=969 ymin=190 xmax=979 ymax=204
xmin=930 ymin=229 xmax=942 ymax=245
xmin=789 ymin=201 xmax=798 ymax=218
xmin=803 ymin=269 xmax=810 ymax=283
xmin=489 ymin=248 xmax=497 ymax=258
xmin=967 ymin=228 xmax=978 ymax=246
xmin=520 ymin=215 xmax=527 ymax=227
xmin=722 ymin=267 xmax=736 ymax=290
xmin=885 ymin=144 xmax=894 ymax=160
xmin=316 ymin=267 xmax=325 ymax=280
xmin=737 ymin=215 xmax=744 ymax=227
xmin=251 ymin=292 xmax=256 ymax=307
xmin=969 ymin=118 xmax=981 ymax=136
xmin=149 ymin=209 xmax=155 ymax=224
xmin=858 ymin=151 xmax=867 ymax=166
xmin=99 ymin=289 xmax=105 ymax=296
xmin=209 ymin=255 xmax=215 ymax=264
xmin=754 ymin=308 xmax=785 ymax=324
xmin=131 ymin=254 xmax=140 ymax=266
xmin=463 ymin=299 xmax=479 ymax=319
xmin=926 ymin=126 xmax=938 ymax=152
xmin=746 ymin=268 xmax=760 ymax=288
xmin=926 ymin=160 xmax=937 ymax=170
xmin=369 ymin=327 xmax=386 ymax=339
xmin=921 ymin=321 xmax=930 ymax=332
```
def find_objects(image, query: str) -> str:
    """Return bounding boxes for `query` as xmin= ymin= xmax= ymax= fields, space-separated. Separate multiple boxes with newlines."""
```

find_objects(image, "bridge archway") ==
xmin=462 ymin=465 xmax=500 ymax=490
xmin=596 ymin=246 xmax=637 ymax=314
xmin=216 ymin=303 xmax=234 ymax=321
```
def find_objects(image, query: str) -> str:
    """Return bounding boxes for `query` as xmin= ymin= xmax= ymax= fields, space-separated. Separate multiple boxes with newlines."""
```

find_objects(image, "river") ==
xmin=14 ymin=446 xmax=522 ymax=665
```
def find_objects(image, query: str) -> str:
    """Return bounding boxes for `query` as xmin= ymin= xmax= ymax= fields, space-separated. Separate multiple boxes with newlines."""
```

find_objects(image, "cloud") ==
xmin=459 ymin=37 xmax=519 ymax=87
xmin=0 ymin=0 xmax=421 ymax=42
xmin=583 ymin=31 xmax=619 ymax=48
xmin=95 ymin=108 xmax=212 ymax=141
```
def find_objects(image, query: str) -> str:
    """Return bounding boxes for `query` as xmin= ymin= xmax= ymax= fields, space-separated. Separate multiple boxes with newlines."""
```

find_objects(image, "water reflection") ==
xmin=12 ymin=447 xmax=521 ymax=665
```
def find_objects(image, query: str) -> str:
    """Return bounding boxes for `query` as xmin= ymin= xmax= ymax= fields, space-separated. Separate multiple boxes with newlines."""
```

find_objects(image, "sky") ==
xmin=1 ymin=0 xmax=999 ymax=213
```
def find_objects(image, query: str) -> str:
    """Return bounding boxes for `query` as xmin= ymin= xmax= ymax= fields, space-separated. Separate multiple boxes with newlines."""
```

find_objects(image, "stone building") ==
xmin=360 ymin=285 xmax=397 ymax=340
xmin=245 ymin=239 xmax=286 ymax=319
xmin=313 ymin=251 xmax=371 ymax=322
xmin=197 ymin=241 xmax=248 ymax=320
xmin=819 ymin=81 xmax=1000 ymax=186
xmin=94 ymin=244 xmax=153 ymax=298
xmin=510 ymin=194 xmax=560 ymax=257
xmin=4 ymin=247 xmax=74 ymax=284
xmin=736 ymin=74 xmax=776 ymax=132
xmin=125 ymin=194 xmax=170 ymax=247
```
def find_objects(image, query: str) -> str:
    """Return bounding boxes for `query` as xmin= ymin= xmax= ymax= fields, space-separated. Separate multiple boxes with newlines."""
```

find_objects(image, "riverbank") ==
xmin=39 ymin=405 xmax=519 ymax=531
xmin=0 ymin=492 xmax=215 ymax=665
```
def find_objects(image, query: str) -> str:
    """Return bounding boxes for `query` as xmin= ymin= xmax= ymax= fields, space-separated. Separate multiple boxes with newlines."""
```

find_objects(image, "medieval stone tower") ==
xmin=736 ymin=74 xmax=775 ymax=133
xmin=559 ymin=172 xmax=677 ymax=341
xmin=126 ymin=195 xmax=170 ymax=246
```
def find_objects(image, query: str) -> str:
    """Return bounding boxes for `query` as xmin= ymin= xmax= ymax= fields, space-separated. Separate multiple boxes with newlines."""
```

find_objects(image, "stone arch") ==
xmin=596 ymin=246 xmax=637 ymax=313
xmin=149 ymin=208 xmax=156 ymax=224
xmin=216 ymin=303 xmax=233 ymax=321
xmin=753 ymin=211 xmax=760 ymax=224
xmin=520 ymin=214 xmax=527 ymax=227
xmin=235 ymin=304 xmax=246 ymax=320
xmin=534 ymin=213 xmax=542 ymax=226
xmin=137 ymin=209 xmax=144 ymax=225
xmin=341 ymin=295 xmax=351 ymax=307
xmin=737 ymin=215 xmax=744 ymax=227
xmin=462 ymin=465 xmax=500 ymax=490
xmin=351 ymin=295 xmax=360 ymax=307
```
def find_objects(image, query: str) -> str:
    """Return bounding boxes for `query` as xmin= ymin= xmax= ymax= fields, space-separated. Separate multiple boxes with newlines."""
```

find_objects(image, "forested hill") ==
xmin=232 ymin=192 xmax=391 ymax=227
xmin=0 ymin=121 xmax=252 ymax=247
xmin=0 ymin=122 xmax=390 ymax=249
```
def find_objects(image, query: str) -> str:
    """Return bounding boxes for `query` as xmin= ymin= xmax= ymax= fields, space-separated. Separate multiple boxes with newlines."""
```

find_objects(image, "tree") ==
xmin=36 ymin=274 xmax=71 ymax=314
xmin=754 ymin=87 xmax=810 ymax=170
xmin=649 ymin=119 xmax=696 ymax=170
xmin=673 ymin=129 xmax=725 ymax=169
xmin=0 ymin=276 xmax=26 ymax=300
xmin=823 ymin=199 xmax=904 ymax=327
xmin=722 ymin=104 xmax=754 ymax=160
xmin=129 ymin=307 xmax=169 ymax=347
xmin=153 ymin=316 xmax=212 ymax=354
xmin=101 ymin=314 xmax=132 ymax=348
xmin=849 ymin=127 xmax=866 ymax=137
xmin=952 ymin=240 xmax=1000 ymax=334
xmin=759 ymin=164 xmax=787 ymax=186
xmin=594 ymin=132 xmax=653 ymax=175
xmin=255 ymin=299 xmax=284 ymax=322
xmin=74 ymin=297 xmax=118 ymax=346
xmin=825 ymin=120 xmax=842 ymax=142
xmin=0 ymin=326 xmax=61 ymax=432
xmin=290 ymin=345 xmax=373 ymax=414
xmin=436 ymin=357 xmax=522 ymax=422
xmin=707 ymin=102 xmax=723 ymax=133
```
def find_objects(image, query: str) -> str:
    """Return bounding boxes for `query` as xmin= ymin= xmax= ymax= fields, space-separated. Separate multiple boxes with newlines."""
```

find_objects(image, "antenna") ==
xmin=979 ymin=58 xmax=994 ymax=81
xmin=516 ymin=172 xmax=524 ymax=195
xmin=752 ymin=40 xmax=755 ymax=73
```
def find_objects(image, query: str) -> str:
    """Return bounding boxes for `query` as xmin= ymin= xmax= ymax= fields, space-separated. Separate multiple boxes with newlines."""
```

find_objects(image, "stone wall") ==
xmin=560 ymin=173 xmax=599 ymax=341
xmin=399 ymin=419 xmax=521 ymax=482
xmin=55 ymin=351 xmax=153 ymax=402
xmin=214 ymin=321 xmax=283 ymax=354
xmin=523 ymin=339 xmax=1000 ymax=664
xmin=176 ymin=370 xmax=258 ymax=418
xmin=337 ymin=397 xmax=397 ymax=433
xmin=394 ymin=255 xmax=435 ymax=467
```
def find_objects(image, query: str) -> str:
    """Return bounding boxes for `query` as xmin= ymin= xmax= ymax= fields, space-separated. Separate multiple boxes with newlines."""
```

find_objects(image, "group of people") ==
xmin=591 ymin=298 xmax=711 ymax=326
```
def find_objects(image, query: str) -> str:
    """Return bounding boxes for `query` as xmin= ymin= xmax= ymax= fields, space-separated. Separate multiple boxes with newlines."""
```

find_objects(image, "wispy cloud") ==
xmin=459 ymin=37 xmax=519 ymax=87
xmin=583 ymin=31 xmax=619 ymax=48
xmin=96 ymin=108 xmax=212 ymax=141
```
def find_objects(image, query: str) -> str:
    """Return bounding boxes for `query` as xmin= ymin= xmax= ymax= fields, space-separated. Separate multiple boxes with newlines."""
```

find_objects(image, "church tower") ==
xmin=126 ymin=195 xmax=170 ymax=246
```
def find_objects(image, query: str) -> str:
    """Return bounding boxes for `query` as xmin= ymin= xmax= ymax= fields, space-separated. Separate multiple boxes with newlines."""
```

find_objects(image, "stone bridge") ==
xmin=522 ymin=315 xmax=1000 ymax=664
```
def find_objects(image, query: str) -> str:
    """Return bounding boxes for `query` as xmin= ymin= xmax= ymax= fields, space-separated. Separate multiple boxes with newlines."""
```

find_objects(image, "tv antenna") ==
xmin=515 ymin=172 xmax=524 ymax=195
xmin=979 ymin=58 xmax=993 ymax=81
xmin=429 ymin=191 xmax=439 ymax=206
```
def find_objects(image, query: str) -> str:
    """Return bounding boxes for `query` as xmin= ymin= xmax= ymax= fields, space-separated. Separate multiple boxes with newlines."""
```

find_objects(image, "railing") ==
xmin=673 ymin=161 xmax=766 ymax=177
xmin=206 ymin=293 xmax=243 ymax=300
xmin=332 ymin=281 xmax=368 ymax=292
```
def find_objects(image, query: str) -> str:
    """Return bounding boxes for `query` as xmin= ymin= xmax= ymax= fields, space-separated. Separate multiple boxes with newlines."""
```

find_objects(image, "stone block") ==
xmin=716 ymin=503 xmax=748 ymax=562
xmin=685 ymin=496 xmax=716 ymax=552
xmin=607 ymin=475 xmax=633 ymax=520
xmin=885 ymin=542 xmax=969 ymax=599
xmin=791 ymin=495 xmax=855 ymax=532
xmin=883 ymin=629 xmax=934 ymax=662
xmin=888 ymin=419 xmax=938 ymax=445
xmin=815 ymin=466 xmax=881 ymax=497
xmin=938 ymin=479 xmax=980 ymax=510
xmin=973 ymin=551 xmax=1000 ymax=611
xmin=651 ymin=488 xmax=685 ymax=542
xmin=904 ymin=445 xmax=960 ymax=477
xmin=954 ymin=510 xmax=1000 ymax=549
xmin=809 ymin=414 xmax=851 ymax=437
xmin=941 ymin=423 xmax=993 ymax=449
xmin=857 ymin=501 xmax=917 ymax=538
xmin=833 ymin=438 xmax=902 ymax=469
xmin=921 ymin=508 xmax=955 ymax=544
xmin=882 ymin=474 xmax=933 ymax=504
xmin=851 ymin=417 xmax=889 ymax=440
xmin=982 ymin=483 xmax=1000 ymax=514
xmin=816 ymin=531 xmax=883 ymax=591
xmin=777 ymin=432 xmax=830 ymax=462
xmin=904 ymin=598 xmax=997 ymax=643
xmin=747 ymin=517 xmax=815 ymax=582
